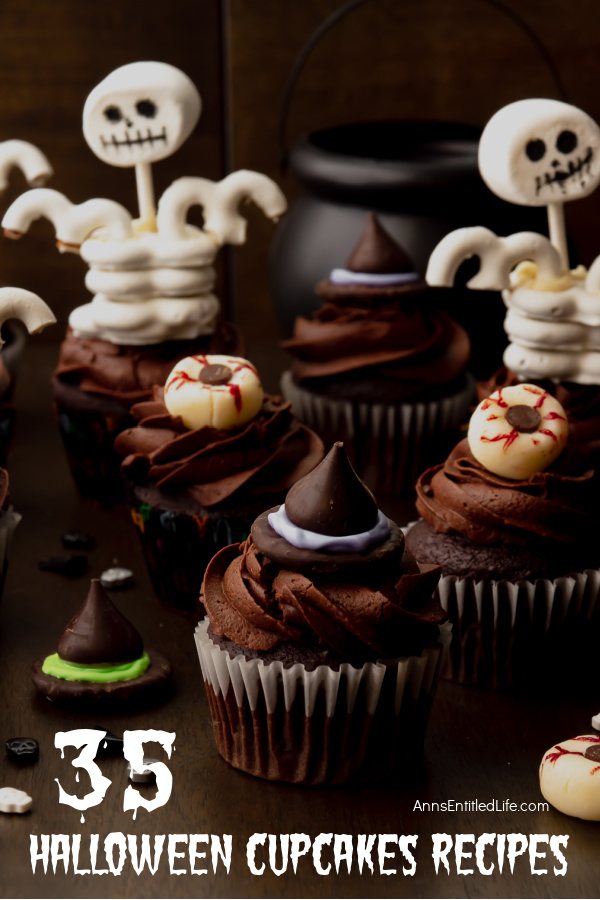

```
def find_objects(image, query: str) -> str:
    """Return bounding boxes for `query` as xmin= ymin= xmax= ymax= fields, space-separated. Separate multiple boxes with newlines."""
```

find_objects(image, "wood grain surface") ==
xmin=0 ymin=344 xmax=598 ymax=899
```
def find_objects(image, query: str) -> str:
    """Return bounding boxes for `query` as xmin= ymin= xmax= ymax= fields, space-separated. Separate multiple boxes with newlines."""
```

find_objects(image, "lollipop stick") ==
xmin=547 ymin=202 xmax=568 ymax=270
xmin=135 ymin=162 xmax=156 ymax=229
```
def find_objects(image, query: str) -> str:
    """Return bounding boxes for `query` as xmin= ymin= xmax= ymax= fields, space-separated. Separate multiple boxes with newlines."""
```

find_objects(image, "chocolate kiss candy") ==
xmin=285 ymin=442 xmax=379 ymax=536
xmin=346 ymin=212 xmax=414 ymax=274
xmin=57 ymin=579 xmax=143 ymax=665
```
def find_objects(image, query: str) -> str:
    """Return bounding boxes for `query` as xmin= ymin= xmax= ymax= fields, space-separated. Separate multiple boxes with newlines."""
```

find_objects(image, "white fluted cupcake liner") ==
xmin=280 ymin=371 xmax=474 ymax=495
xmin=436 ymin=568 xmax=600 ymax=688
xmin=194 ymin=618 xmax=451 ymax=784
xmin=403 ymin=522 xmax=600 ymax=688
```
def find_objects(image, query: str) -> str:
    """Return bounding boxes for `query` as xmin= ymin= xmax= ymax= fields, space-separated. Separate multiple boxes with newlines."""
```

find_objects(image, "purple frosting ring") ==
xmin=268 ymin=504 xmax=390 ymax=553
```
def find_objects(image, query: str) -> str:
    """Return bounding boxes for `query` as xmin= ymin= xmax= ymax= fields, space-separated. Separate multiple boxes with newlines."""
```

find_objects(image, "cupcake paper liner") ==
xmin=404 ymin=523 xmax=600 ymax=688
xmin=194 ymin=618 xmax=451 ymax=784
xmin=281 ymin=371 xmax=474 ymax=495
xmin=437 ymin=567 xmax=600 ymax=689
xmin=127 ymin=495 xmax=254 ymax=614
xmin=55 ymin=406 xmax=129 ymax=503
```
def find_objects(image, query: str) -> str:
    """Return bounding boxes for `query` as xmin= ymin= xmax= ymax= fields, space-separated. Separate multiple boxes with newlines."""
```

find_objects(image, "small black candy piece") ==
xmin=6 ymin=737 xmax=39 ymax=765
xmin=38 ymin=555 xmax=89 ymax=578
xmin=92 ymin=728 xmax=124 ymax=757
xmin=62 ymin=532 xmax=95 ymax=551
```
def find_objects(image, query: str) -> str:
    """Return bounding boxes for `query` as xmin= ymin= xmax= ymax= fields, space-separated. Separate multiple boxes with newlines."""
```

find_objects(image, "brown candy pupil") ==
xmin=199 ymin=364 xmax=233 ymax=386
xmin=505 ymin=404 xmax=541 ymax=433
xmin=584 ymin=744 xmax=600 ymax=762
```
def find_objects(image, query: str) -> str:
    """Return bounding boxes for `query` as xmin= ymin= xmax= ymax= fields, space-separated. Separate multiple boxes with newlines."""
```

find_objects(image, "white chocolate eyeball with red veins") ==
xmin=83 ymin=62 xmax=201 ymax=168
xmin=164 ymin=354 xmax=264 ymax=431
xmin=467 ymin=384 xmax=568 ymax=480
xmin=539 ymin=735 xmax=600 ymax=820
xmin=478 ymin=99 xmax=600 ymax=207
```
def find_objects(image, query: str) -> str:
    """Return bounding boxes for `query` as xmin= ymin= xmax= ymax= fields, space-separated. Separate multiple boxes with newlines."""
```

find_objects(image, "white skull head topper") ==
xmin=82 ymin=62 xmax=201 ymax=168
xmin=478 ymin=98 xmax=600 ymax=206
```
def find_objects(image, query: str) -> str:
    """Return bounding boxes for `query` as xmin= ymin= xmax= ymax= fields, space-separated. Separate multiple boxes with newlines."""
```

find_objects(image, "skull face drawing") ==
xmin=82 ymin=61 xmax=201 ymax=168
xmin=478 ymin=98 xmax=600 ymax=207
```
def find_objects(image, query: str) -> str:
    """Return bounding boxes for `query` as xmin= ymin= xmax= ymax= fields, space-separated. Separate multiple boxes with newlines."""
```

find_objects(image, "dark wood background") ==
xmin=0 ymin=2 xmax=600 ymax=897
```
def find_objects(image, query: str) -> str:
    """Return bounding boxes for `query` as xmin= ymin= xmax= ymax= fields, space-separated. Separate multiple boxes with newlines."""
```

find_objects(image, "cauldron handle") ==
xmin=278 ymin=0 xmax=568 ymax=171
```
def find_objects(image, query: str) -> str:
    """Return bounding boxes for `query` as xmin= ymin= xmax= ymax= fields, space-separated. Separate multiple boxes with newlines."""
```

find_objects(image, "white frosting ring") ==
xmin=84 ymin=265 xmax=215 ymax=300
xmin=268 ymin=504 xmax=390 ymax=553
xmin=329 ymin=267 xmax=419 ymax=286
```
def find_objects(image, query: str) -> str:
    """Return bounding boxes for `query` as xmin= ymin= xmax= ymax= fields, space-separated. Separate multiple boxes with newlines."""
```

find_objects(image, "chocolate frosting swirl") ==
xmin=283 ymin=216 xmax=470 ymax=398
xmin=115 ymin=391 xmax=324 ymax=509
xmin=53 ymin=322 xmax=242 ymax=404
xmin=203 ymin=538 xmax=444 ymax=663
xmin=415 ymin=437 xmax=596 ymax=550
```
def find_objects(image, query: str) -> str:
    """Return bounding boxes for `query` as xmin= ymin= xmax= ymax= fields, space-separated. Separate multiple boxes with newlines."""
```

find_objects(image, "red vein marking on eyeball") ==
xmin=532 ymin=438 xmax=540 ymax=445
xmin=544 ymin=744 xmax=585 ymax=765
xmin=487 ymin=414 xmax=499 ymax=421
xmin=481 ymin=430 xmax=519 ymax=449
xmin=192 ymin=355 xmax=209 ymax=365
xmin=495 ymin=388 xmax=509 ymax=408
xmin=228 ymin=383 xmax=242 ymax=411
xmin=545 ymin=411 xmax=566 ymax=421
xmin=573 ymin=735 xmax=600 ymax=743
xmin=481 ymin=400 xmax=491 ymax=410
xmin=592 ymin=766 xmax=600 ymax=775
xmin=523 ymin=385 xmax=546 ymax=408
xmin=539 ymin=428 xmax=558 ymax=442
xmin=233 ymin=362 xmax=258 ymax=376
xmin=167 ymin=370 xmax=197 ymax=391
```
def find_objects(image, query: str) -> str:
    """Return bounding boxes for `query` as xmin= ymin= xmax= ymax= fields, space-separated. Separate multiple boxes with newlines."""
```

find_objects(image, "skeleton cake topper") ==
xmin=1 ymin=61 xmax=287 ymax=346
xmin=83 ymin=61 xmax=201 ymax=227
xmin=478 ymin=99 xmax=600 ymax=266
xmin=426 ymin=98 xmax=600 ymax=385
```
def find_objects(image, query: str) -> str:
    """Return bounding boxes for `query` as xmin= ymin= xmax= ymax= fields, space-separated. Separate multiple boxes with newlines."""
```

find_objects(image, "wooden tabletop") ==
xmin=1 ymin=344 xmax=599 ymax=899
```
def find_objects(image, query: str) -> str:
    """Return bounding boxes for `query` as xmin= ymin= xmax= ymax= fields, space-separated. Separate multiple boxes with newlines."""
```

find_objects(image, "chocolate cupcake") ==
xmin=405 ymin=384 xmax=600 ymax=687
xmin=115 ymin=353 xmax=324 ymax=614
xmin=195 ymin=443 xmax=450 ymax=784
xmin=32 ymin=579 xmax=172 ymax=709
xmin=281 ymin=214 xmax=473 ymax=498
xmin=53 ymin=324 xmax=241 ymax=504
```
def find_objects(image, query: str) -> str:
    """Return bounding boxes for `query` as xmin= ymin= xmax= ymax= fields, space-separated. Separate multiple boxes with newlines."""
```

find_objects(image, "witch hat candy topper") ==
xmin=1 ymin=61 xmax=287 ymax=346
xmin=426 ymin=98 xmax=600 ymax=385
xmin=31 ymin=578 xmax=172 ymax=709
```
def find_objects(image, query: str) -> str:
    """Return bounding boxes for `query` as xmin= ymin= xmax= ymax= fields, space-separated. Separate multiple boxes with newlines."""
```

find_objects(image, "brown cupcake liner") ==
xmin=194 ymin=619 xmax=451 ymax=784
xmin=280 ymin=371 xmax=474 ymax=495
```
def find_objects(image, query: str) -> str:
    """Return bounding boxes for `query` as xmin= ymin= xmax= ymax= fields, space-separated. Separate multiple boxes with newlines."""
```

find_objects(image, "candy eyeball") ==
xmin=164 ymin=354 xmax=264 ymax=431
xmin=539 ymin=735 xmax=600 ymax=820
xmin=467 ymin=384 xmax=568 ymax=480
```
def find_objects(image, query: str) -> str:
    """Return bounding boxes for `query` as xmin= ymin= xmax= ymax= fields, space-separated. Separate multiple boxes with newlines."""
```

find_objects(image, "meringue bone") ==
xmin=157 ymin=170 xmax=287 ymax=245
xmin=2 ymin=188 xmax=133 ymax=245
xmin=426 ymin=226 xmax=563 ymax=291
xmin=0 ymin=140 xmax=53 ymax=191
xmin=0 ymin=287 xmax=56 ymax=346
xmin=2 ymin=168 xmax=286 ymax=345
